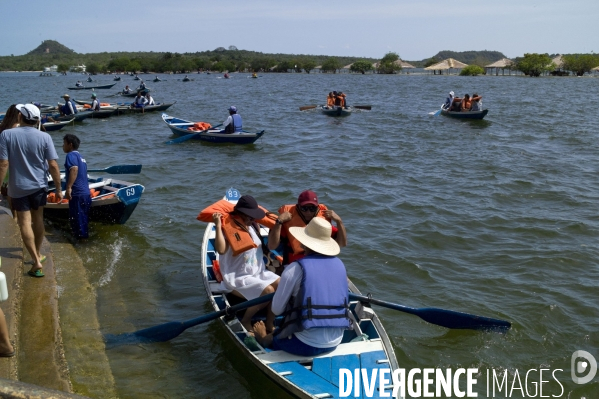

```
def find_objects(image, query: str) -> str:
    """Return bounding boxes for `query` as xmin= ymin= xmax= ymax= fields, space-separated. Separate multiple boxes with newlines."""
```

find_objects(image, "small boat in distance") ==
xmin=67 ymin=83 xmax=117 ymax=90
xmin=162 ymin=114 xmax=265 ymax=145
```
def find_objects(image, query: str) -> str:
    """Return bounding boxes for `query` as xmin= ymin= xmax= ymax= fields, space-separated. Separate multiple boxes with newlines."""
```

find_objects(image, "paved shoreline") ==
xmin=0 ymin=204 xmax=72 ymax=392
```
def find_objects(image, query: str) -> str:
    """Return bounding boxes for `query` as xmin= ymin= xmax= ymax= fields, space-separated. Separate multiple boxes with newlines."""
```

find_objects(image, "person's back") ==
xmin=326 ymin=93 xmax=335 ymax=108
xmin=223 ymin=106 xmax=242 ymax=134
xmin=471 ymin=94 xmax=482 ymax=111
xmin=460 ymin=94 xmax=471 ymax=111
xmin=1 ymin=126 xmax=57 ymax=198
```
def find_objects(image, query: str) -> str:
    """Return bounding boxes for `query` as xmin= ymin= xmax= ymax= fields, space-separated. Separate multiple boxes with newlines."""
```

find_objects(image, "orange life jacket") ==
xmin=188 ymin=122 xmax=212 ymax=132
xmin=197 ymin=199 xmax=277 ymax=256
xmin=278 ymin=203 xmax=329 ymax=259
xmin=335 ymin=94 xmax=346 ymax=107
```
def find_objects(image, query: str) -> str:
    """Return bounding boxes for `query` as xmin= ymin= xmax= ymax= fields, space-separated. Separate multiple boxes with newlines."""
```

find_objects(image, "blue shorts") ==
xmin=69 ymin=195 xmax=92 ymax=239
xmin=11 ymin=188 xmax=47 ymax=211
xmin=272 ymin=333 xmax=336 ymax=357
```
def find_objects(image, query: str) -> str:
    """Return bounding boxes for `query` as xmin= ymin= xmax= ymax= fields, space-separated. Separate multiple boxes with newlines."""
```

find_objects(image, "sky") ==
xmin=1 ymin=0 xmax=597 ymax=61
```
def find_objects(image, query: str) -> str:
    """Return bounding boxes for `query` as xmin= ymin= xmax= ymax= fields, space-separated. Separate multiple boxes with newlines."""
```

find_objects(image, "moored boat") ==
xmin=320 ymin=105 xmax=353 ymax=117
xmin=200 ymin=188 xmax=399 ymax=398
xmin=74 ymin=99 xmax=176 ymax=115
xmin=440 ymin=109 xmax=489 ymax=120
xmin=45 ymin=175 xmax=144 ymax=225
xmin=162 ymin=114 xmax=265 ymax=145
xmin=43 ymin=118 xmax=75 ymax=132
xmin=67 ymin=83 xmax=117 ymax=90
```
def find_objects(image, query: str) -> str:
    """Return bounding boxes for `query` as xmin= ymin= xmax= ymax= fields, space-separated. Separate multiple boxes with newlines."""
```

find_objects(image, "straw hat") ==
xmin=289 ymin=218 xmax=340 ymax=256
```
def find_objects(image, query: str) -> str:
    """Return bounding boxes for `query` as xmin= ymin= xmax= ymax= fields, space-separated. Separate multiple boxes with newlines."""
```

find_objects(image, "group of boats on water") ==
xmin=4 ymin=74 xmax=493 ymax=397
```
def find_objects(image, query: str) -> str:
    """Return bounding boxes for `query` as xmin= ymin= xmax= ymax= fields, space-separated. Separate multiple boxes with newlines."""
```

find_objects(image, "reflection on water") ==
xmin=2 ymin=72 xmax=599 ymax=397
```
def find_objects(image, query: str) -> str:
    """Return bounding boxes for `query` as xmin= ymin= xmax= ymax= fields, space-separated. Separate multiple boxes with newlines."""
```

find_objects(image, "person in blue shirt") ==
xmin=62 ymin=134 xmax=91 ymax=240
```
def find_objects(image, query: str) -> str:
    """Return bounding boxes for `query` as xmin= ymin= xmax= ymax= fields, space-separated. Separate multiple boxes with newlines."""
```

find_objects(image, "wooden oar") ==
xmin=353 ymin=105 xmax=372 ymax=110
xmin=349 ymin=293 xmax=511 ymax=332
xmin=299 ymin=105 xmax=317 ymax=111
xmin=164 ymin=123 xmax=223 ymax=145
xmin=104 ymin=293 xmax=275 ymax=347
xmin=59 ymin=165 xmax=142 ymax=174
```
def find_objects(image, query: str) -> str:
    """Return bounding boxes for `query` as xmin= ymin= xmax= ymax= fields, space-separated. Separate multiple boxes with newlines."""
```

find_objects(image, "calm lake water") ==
xmin=1 ymin=71 xmax=598 ymax=398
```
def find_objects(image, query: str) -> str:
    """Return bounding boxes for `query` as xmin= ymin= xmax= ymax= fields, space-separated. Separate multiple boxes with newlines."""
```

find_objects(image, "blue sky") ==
xmin=1 ymin=0 xmax=597 ymax=60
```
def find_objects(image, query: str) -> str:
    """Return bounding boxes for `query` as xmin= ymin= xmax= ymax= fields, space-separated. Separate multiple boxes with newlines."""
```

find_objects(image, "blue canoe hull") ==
xmin=45 ymin=178 xmax=144 ymax=225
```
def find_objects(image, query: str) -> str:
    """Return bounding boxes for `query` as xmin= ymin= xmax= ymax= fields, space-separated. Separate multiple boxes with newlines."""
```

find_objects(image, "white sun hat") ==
xmin=288 ymin=217 xmax=340 ymax=256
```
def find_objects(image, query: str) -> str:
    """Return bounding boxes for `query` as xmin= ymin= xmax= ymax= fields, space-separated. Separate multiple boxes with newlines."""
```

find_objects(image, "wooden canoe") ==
xmin=162 ymin=114 xmax=265 ymax=145
xmin=42 ymin=118 xmax=75 ymax=132
xmin=67 ymin=83 xmax=117 ymax=90
xmin=440 ymin=109 xmax=489 ymax=120
xmin=200 ymin=188 xmax=399 ymax=398
xmin=320 ymin=106 xmax=353 ymax=117
xmin=45 ymin=176 xmax=144 ymax=225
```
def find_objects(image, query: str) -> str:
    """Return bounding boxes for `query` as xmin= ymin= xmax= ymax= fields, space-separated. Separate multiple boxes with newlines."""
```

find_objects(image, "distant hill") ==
xmin=27 ymin=40 xmax=76 ymax=56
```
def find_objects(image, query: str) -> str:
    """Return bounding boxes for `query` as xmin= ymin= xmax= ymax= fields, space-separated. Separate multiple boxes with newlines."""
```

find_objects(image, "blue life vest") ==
xmin=232 ymin=114 xmax=242 ymax=132
xmin=471 ymin=100 xmax=482 ymax=111
xmin=91 ymin=99 xmax=100 ymax=111
xmin=276 ymin=255 xmax=350 ymax=339
xmin=62 ymin=100 xmax=78 ymax=115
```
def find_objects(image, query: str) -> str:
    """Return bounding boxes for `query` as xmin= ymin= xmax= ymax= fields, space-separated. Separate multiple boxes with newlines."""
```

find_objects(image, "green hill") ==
xmin=27 ymin=40 xmax=76 ymax=56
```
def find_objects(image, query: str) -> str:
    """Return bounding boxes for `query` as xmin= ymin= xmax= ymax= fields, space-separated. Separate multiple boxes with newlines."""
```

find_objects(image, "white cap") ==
xmin=16 ymin=103 xmax=41 ymax=120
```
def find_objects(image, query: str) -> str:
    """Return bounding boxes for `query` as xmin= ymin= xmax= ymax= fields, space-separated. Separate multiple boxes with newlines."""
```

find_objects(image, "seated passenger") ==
xmin=470 ymin=93 xmax=483 ymax=111
xmin=221 ymin=106 xmax=242 ymax=134
xmin=443 ymin=91 xmax=455 ymax=110
xmin=460 ymin=94 xmax=472 ymax=112
xmin=132 ymin=92 xmax=147 ymax=108
xmin=254 ymin=218 xmax=351 ymax=356
xmin=75 ymin=81 xmax=83 ymax=87
xmin=145 ymin=92 xmax=155 ymax=106
xmin=268 ymin=190 xmax=346 ymax=267
xmin=212 ymin=195 xmax=280 ymax=333
xmin=326 ymin=92 xmax=335 ymax=108
xmin=123 ymin=85 xmax=131 ymax=94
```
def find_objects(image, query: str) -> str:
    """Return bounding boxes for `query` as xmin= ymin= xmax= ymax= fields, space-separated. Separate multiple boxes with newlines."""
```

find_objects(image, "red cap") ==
xmin=297 ymin=190 xmax=318 ymax=206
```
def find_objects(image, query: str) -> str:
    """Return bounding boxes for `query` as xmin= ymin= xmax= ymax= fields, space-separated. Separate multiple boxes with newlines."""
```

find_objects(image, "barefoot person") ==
xmin=212 ymin=195 xmax=279 ymax=333
xmin=0 ymin=104 xmax=63 ymax=277
xmin=254 ymin=218 xmax=351 ymax=356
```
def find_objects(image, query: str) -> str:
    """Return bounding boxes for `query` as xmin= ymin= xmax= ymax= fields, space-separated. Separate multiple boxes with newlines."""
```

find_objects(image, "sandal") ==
xmin=27 ymin=269 xmax=44 ymax=278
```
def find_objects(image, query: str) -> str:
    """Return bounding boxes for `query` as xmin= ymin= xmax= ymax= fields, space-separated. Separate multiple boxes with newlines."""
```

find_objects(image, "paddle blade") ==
xmin=299 ymin=105 xmax=317 ymax=111
xmin=105 ymin=321 xmax=187 ymax=348
xmin=414 ymin=308 xmax=511 ymax=332
xmin=101 ymin=164 xmax=142 ymax=174
xmin=349 ymin=293 xmax=510 ymax=332
xmin=354 ymin=105 xmax=372 ymax=110
xmin=433 ymin=108 xmax=442 ymax=116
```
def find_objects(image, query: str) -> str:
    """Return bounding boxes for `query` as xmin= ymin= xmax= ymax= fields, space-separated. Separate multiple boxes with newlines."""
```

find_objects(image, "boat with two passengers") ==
xmin=199 ymin=188 xmax=399 ymax=398
xmin=162 ymin=114 xmax=265 ymax=145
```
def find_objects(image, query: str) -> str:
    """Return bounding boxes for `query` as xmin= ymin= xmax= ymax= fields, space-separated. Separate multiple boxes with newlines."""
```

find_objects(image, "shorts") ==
xmin=11 ymin=188 xmax=47 ymax=212
xmin=272 ymin=333 xmax=336 ymax=357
